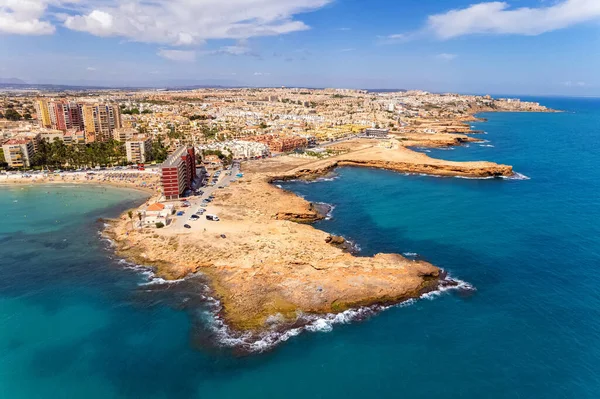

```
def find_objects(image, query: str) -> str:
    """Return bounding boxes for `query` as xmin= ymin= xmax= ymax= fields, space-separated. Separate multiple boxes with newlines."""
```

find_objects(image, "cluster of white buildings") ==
xmin=197 ymin=140 xmax=270 ymax=160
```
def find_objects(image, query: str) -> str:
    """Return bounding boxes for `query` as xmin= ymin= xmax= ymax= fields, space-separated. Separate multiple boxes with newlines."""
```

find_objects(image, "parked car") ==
xmin=176 ymin=211 xmax=185 ymax=216
xmin=206 ymin=214 xmax=220 ymax=221
xmin=184 ymin=224 xmax=191 ymax=229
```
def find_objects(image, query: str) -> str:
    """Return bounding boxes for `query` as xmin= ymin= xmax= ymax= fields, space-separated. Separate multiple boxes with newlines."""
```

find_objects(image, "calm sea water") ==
xmin=1 ymin=97 xmax=599 ymax=398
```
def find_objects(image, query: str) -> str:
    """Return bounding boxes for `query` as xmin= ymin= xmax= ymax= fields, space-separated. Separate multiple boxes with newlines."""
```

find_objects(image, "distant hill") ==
xmin=0 ymin=78 xmax=28 ymax=85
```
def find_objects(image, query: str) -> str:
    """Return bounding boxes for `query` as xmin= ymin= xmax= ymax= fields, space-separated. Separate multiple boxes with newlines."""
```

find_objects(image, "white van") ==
xmin=206 ymin=214 xmax=220 ymax=221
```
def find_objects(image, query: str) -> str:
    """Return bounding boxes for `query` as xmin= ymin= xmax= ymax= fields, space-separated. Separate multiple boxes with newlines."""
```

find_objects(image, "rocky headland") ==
xmin=105 ymin=139 xmax=512 ymax=335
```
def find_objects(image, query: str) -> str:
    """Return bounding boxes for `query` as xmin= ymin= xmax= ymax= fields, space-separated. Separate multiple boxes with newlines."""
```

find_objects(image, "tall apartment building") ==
xmin=126 ymin=138 xmax=152 ymax=164
xmin=68 ymin=102 xmax=85 ymax=131
xmin=34 ymin=99 xmax=52 ymax=128
xmin=160 ymin=146 xmax=197 ymax=200
xmin=34 ymin=101 xmax=121 ymax=141
xmin=81 ymin=104 xmax=122 ymax=142
xmin=2 ymin=139 xmax=35 ymax=168
xmin=49 ymin=101 xmax=69 ymax=131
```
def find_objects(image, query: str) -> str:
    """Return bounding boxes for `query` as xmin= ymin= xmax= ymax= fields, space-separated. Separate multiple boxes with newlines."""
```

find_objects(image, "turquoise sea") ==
xmin=1 ymin=97 xmax=599 ymax=398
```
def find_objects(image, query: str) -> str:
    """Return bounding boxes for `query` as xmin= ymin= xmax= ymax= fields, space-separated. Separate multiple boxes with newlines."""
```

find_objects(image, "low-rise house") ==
xmin=142 ymin=203 xmax=171 ymax=226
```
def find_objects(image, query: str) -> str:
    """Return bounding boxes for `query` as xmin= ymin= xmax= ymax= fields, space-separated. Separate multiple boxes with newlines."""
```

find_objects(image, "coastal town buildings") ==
xmin=2 ymin=139 xmax=35 ymax=168
xmin=160 ymin=146 xmax=197 ymax=200
xmin=125 ymin=138 xmax=152 ymax=164
xmin=245 ymin=134 xmax=308 ymax=152
xmin=198 ymin=140 xmax=270 ymax=160
xmin=364 ymin=128 xmax=390 ymax=138
xmin=82 ymin=103 xmax=122 ymax=142
xmin=142 ymin=202 xmax=171 ymax=226
xmin=113 ymin=127 xmax=137 ymax=142
xmin=34 ymin=99 xmax=52 ymax=128
xmin=32 ymin=100 xmax=121 ymax=142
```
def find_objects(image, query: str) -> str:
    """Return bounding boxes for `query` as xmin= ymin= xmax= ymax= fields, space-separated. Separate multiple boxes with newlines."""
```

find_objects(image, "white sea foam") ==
xmin=315 ymin=202 xmax=336 ymax=220
xmin=504 ymin=172 xmax=531 ymax=181
xmin=403 ymin=252 xmax=418 ymax=257
xmin=344 ymin=239 xmax=362 ymax=253
xmin=326 ymin=205 xmax=335 ymax=220
xmin=479 ymin=144 xmax=495 ymax=148
xmin=420 ymin=277 xmax=475 ymax=300
xmin=315 ymin=175 xmax=339 ymax=183
xmin=453 ymin=175 xmax=496 ymax=180
xmin=275 ymin=184 xmax=282 ymax=189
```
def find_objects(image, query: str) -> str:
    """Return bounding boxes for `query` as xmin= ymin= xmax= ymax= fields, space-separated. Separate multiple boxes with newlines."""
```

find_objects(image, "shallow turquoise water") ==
xmin=1 ymin=97 xmax=600 ymax=398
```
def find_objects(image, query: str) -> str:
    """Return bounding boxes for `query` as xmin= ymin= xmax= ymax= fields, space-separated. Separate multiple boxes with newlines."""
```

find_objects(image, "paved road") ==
xmin=169 ymin=163 xmax=241 ymax=230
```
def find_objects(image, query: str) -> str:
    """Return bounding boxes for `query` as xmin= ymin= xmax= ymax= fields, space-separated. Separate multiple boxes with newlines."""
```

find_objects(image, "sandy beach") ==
xmin=0 ymin=170 xmax=161 ymax=194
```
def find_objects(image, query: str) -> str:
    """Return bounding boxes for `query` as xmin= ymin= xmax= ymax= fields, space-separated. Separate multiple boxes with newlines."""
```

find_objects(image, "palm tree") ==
xmin=137 ymin=212 xmax=143 ymax=229
xmin=127 ymin=210 xmax=134 ymax=230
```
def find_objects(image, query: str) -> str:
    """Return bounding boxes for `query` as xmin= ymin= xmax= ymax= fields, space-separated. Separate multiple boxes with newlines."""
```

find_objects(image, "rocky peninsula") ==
xmin=105 ymin=137 xmax=512 ymax=334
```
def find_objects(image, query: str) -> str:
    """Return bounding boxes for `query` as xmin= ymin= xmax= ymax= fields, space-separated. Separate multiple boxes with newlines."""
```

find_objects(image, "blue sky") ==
xmin=1 ymin=0 xmax=599 ymax=95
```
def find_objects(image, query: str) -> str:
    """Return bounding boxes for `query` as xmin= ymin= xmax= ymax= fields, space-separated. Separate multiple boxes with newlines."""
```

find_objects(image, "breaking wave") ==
xmin=314 ymin=202 xmax=336 ymax=220
xmin=116 ymin=258 xmax=189 ymax=286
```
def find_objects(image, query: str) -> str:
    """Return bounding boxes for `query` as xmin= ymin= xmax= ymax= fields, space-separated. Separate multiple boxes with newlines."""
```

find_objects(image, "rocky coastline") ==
xmin=103 ymin=140 xmax=513 ymax=336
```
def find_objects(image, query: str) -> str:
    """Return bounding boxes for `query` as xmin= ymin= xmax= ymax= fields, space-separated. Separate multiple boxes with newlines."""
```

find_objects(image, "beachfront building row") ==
xmin=160 ymin=146 xmax=197 ymax=200
xmin=125 ymin=138 xmax=152 ymax=164
xmin=2 ymin=139 xmax=35 ymax=168
xmin=34 ymin=99 xmax=122 ymax=142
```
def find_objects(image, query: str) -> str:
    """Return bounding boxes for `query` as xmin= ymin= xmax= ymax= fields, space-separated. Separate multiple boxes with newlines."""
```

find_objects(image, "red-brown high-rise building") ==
xmin=50 ymin=101 xmax=68 ymax=131
xmin=160 ymin=146 xmax=197 ymax=200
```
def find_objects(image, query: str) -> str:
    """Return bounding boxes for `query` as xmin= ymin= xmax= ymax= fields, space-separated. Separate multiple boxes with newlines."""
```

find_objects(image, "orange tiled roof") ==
xmin=147 ymin=203 xmax=165 ymax=211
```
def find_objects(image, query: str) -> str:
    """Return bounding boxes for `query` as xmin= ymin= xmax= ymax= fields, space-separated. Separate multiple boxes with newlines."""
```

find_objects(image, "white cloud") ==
xmin=436 ymin=53 xmax=458 ymax=61
xmin=426 ymin=0 xmax=600 ymax=39
xmin=157 ymin=49 xmax=196 ymax=62
xmin=377 ymin=33 xmax=414 ymax=45
xmin=340 ymin=48 xmax=355 ymax=52
xmin=86 ymin=66 xmax=97 ymax=71
xmin=0 ymin=0 xmax=62 ymax=35
xmin=253 ymin=72 xmax=271 ymax=76
xmin=61 ymin=0 xmax=331 ymax=45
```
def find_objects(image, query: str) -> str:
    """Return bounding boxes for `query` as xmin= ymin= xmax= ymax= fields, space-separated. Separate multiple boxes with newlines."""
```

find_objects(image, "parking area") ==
xmin=168 ymin=162 xmax=241 ymax=231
